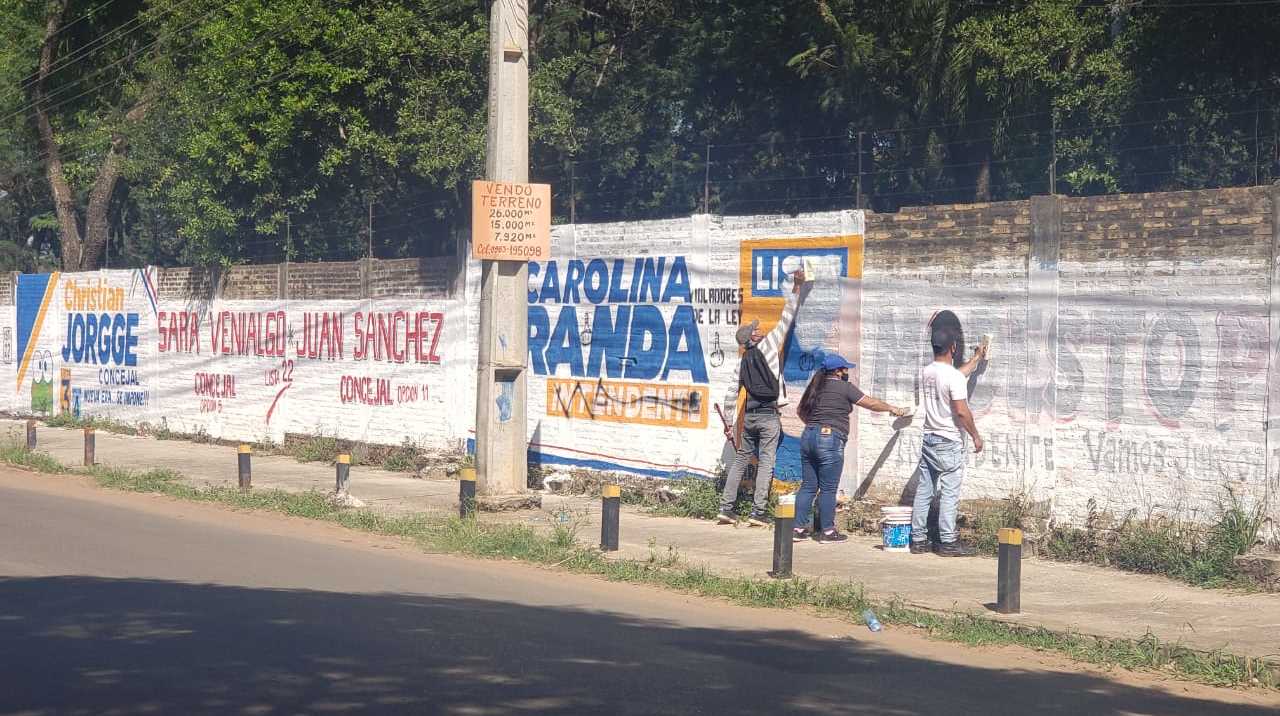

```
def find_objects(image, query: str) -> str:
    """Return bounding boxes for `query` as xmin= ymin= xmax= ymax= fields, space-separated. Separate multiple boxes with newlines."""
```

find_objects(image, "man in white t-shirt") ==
xmin=911 ymin=323 xmax=985 ymax=557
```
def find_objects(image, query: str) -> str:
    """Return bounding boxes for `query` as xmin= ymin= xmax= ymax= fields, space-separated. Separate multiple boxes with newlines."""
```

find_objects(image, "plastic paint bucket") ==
xmin=880 ymin=506 xmax=913 ymax=552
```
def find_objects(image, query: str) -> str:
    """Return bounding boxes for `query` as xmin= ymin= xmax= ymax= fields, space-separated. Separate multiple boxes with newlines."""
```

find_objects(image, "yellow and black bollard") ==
xmin=459 ymin=465 xmax=477 ymax=519
xmin=237 ymin=444 xmax=252 ymax=491
xmin=83 ymin=426 xmax=95 ymax=466
xmin=996 ymin=527 xmax=1022 ymax=614
xmin=770 ymin=499 xmax=795 ymax=579
xmin=600 ymin=484 xmax=620 ymax=552
xmin=25 ymin=419 xmax=36 ymax=450
xmin=335 ymin=453 xmax=351 ymax=493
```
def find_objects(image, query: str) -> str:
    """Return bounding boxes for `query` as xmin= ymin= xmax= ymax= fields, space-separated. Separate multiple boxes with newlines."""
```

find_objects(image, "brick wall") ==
xmin=498 ymin=187 xmax=1279 ymax=527
xmin=1053 ymin=188 xmax=1274 ymax=522
xmin=5 ymin=187 xmax=1277 ymax=527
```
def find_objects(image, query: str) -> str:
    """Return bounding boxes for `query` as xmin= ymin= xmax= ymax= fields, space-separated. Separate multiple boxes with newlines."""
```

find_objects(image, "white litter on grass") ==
xmin=327 ymin=491 xmax=367 ymax=509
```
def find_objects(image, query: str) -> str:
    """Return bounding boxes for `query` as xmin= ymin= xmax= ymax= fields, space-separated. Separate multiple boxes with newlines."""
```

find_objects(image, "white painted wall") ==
xmin=5 ymin=196 xmax=1275 ymax=528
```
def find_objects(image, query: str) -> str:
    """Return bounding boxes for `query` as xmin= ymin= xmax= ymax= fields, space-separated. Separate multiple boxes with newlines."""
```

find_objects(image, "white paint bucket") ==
xmin=880 ymin=506 xmax=913 ymax=552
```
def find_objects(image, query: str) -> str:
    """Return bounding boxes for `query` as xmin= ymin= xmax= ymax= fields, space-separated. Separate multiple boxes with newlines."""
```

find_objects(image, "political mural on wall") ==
xmin=738 ymin=234 xmax=864 ymax=483
xmin=10 ymin=268 xmax=455 ymax=448
xmin=525 ymin=254 xmax=715 ymax=477
xmin=15 ymin=270 xmax=156 ymax=421
xmin=523 ymin=215 xmax=866 ymax=483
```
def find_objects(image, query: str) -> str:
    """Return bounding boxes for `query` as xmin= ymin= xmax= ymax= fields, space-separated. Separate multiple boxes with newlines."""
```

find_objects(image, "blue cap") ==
xmin=822 ymin=354 xmax=855 ymax=372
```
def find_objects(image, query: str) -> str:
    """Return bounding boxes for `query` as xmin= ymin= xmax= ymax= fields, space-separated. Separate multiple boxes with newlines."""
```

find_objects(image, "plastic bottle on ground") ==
xmin=862 ymin=609 xmax=882 ymax=632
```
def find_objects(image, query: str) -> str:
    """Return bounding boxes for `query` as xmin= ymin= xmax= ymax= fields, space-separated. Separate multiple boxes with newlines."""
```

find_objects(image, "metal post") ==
xmin=703 ymin=143 xmax=712 ymax=214
xmin=856 ymin=130 xmax=865 ymax=209
xmin=1049 ymin=115 xmax=1058 ymax=195
xmin=336 ymin=453 xmax=351 ymax=494
xmin=475 ymin=0 xmax=531 ymax=501
xmin=459 ymin=466 xmax=477 ymax=519
xmin=770 ymin=499 xmax=795 ymax=579
xmin=25 ymin=419 xmax=36 ymax=450
xmin=367 ymin=199 xmax=373 ymax=260
xmin=600 ymin=484 xmax=620 ymax=551
xmin=83 ymin=426 xmax=95 ymax=466
xmin=570 ymin=161 xmax=577 ymax=225
xmin=1255 ymin=96 xmax=1262 ymax=186
xmin=996 ymin=527 xmax=1023 ymax=614
xmin=237 ymin=444 xmax=252 ymax=491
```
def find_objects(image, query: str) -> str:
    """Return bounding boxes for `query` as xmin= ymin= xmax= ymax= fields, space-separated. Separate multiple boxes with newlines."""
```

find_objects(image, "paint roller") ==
xmin=801 ymin=255 xmax=840 ymax=280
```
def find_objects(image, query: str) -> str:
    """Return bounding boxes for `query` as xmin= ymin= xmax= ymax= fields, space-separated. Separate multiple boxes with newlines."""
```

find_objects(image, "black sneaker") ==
xmin=792 ymin=528 xmax=812 ymax=542
xmin=815 ymin=530 xmax=849 ymax=545
xmin=909 ymin=540 xmax=933 ymax=555
xmin=746 ymin=514 xmax=769 ymax=528
xmin=935 ymin=540 xmax=976 ymax=557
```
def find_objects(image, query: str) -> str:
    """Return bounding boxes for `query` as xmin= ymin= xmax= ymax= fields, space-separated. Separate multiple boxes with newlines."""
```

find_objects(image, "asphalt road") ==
xmin=0 ymin=472 xmax=1276 ymax=716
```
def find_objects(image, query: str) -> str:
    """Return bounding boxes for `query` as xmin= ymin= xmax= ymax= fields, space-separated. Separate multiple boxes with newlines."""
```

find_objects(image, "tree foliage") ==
xmin=2 ymin=0 xmax=1279 ymax=269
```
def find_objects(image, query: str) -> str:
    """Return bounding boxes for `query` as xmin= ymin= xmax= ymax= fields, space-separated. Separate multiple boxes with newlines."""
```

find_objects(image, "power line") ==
xmin=38 ymin=0 xmax=124 ymax=45
xmin=973 ymin=0 xmax=1280 ymax=6
xmin=7 ymin=0 xmax=131 ymax=97
xmin=6 ymin=0 xmax=213 ymax=109
xmin=28 ymin=37 xmax=353 ymax=168
xmin=3 ymin=0 xmax=234 ymax=126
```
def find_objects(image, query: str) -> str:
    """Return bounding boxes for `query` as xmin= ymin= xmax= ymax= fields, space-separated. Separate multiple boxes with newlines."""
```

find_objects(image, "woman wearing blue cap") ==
xmin=794 ymin=354 xmax=909 ymax=543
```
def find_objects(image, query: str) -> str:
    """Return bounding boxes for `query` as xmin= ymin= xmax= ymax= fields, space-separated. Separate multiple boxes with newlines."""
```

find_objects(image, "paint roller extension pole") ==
xmin=237 ymin=444 xmax=252 ymax=491
xmin=997 ymin=528 xmax=1022 ymax=614
xmin=770 ymin=498 xmax=795 ymax=579
xmin=600 ymin=484 xmax=620 ymax=551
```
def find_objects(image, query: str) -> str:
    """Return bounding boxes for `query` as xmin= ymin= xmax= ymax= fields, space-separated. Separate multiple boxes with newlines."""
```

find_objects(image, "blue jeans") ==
xmin=912 ymin=433 xmax=966 ymax=544
xmin=796 ymin=425 xmax=845 ymax=532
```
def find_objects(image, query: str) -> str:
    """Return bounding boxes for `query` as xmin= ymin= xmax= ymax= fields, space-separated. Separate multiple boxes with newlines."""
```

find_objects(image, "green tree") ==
xmin=956 ymin=0 xmax=1134 ymax=195
xmin=133 ymin=0 xmax=489 ymax=264
xmin=0 ymin=0 xmax=155 ymax=270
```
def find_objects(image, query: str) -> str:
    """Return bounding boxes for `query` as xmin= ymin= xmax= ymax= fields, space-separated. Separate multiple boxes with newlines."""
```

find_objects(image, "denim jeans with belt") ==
xmin=795 ymin=424 xmax=846 ymax=532
xmin=911 ymin=433 xmax=966 ymax=544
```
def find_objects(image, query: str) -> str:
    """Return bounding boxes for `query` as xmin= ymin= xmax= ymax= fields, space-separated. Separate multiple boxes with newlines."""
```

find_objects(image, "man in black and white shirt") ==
xmin=717 ymin=268 xmax=806 ymax=526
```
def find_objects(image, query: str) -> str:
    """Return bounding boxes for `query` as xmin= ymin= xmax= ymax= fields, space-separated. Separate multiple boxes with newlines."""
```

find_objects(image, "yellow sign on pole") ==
xmin=471 ymin=180 xmax=551 ymax=261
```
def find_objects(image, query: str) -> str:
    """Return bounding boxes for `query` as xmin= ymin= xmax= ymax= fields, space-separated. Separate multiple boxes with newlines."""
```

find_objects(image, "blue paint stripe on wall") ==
xmin=464 ymin=438 xmax=703 ymax=480
xmin=16 ymin=273 xmax=53 ymax=372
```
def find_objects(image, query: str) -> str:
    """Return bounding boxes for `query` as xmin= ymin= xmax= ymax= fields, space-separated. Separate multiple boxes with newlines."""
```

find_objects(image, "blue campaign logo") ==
xmin=750 ymin=248 xmax=848 ymax=297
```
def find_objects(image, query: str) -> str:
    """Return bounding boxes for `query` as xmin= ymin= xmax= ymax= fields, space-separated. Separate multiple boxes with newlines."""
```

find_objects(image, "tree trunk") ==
xmin=33 ymin=0 xmax=149 ymax=272
xmin=81 ymin=98 xmax=149 ymax=271
xmin=33 ymin=0 xmax=86 ymax=270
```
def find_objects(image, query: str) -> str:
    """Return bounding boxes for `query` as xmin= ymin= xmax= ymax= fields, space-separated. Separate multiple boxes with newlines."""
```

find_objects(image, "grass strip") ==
xmin=4 ymin=443 xmax=1276 ymax=691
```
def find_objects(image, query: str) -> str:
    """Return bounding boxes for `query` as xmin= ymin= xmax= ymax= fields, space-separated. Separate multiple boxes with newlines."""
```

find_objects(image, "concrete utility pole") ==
xmin=475 ymin=0 xmax=532 ymax=502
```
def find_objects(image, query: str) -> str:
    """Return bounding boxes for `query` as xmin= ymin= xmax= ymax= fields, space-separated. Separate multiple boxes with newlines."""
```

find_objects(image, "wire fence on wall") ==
xmin=176 ymin=87 xmax=1280 ymax=267
xmin=8 ymin=0 xmax=1280 ymax=268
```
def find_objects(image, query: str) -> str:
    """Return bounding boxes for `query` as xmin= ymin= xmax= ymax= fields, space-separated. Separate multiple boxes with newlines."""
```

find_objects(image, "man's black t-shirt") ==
xmin=739 ymin=347 xmax=780 ymax=411
xmin=805 ymin=377 xmax=865 ymax=436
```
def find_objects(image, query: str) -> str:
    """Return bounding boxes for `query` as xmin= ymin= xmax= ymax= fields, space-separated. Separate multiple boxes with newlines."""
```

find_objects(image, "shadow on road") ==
xmin=0 ymin=576 xmax=1268 ymax=715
